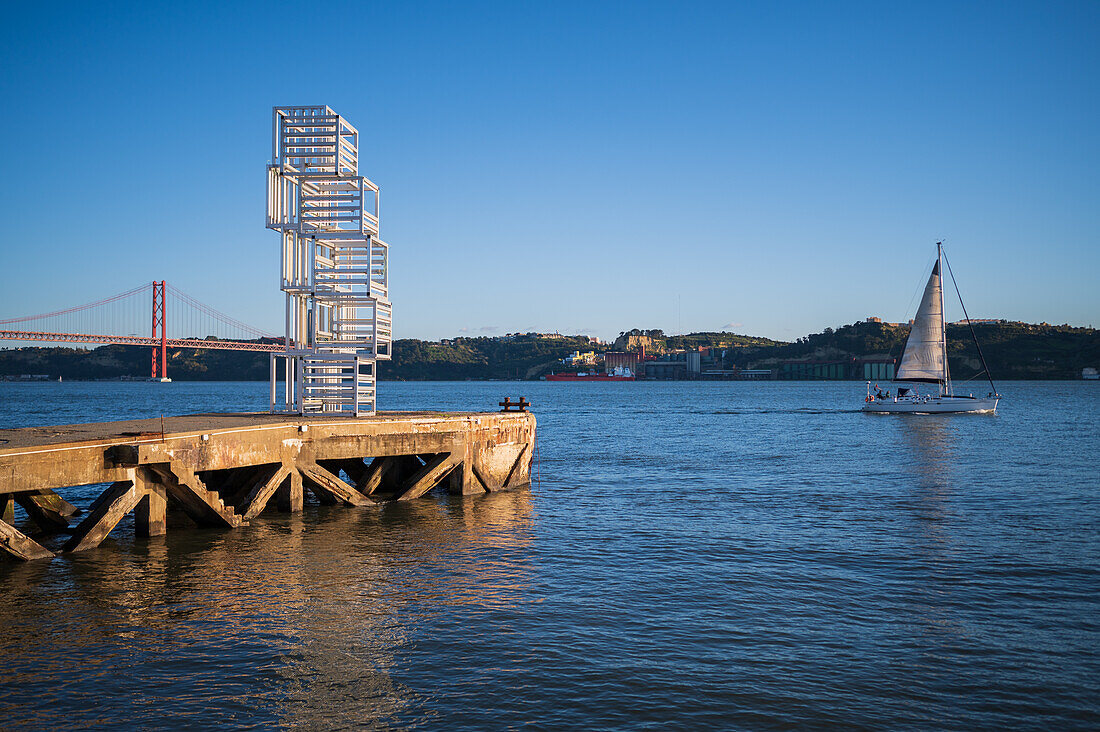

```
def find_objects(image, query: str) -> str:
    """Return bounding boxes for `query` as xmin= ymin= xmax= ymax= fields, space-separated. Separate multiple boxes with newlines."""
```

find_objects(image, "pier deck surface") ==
xmin=0 ymin=410 xmax=535 ymax=561
xmin=0 ymin=411 xmax=480 ymax=452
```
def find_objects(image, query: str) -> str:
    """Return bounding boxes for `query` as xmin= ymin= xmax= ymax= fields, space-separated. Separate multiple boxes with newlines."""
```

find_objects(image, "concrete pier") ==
xmin=0 ymin=411 xmax=535 ymax=561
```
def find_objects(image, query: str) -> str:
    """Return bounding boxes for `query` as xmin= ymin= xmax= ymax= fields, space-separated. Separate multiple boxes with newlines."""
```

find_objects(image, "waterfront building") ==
xmin=604 ymin=351 xmax=642 ymax=375
xmin=640 ymin=350 xmax=701 ymax=380
xmin=776 ymin=358 xmax=895 ymax=381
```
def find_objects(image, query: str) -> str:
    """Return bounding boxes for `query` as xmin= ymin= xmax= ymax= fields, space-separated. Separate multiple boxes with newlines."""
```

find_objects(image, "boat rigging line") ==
xmin=941 ymin=246 xmax=999 ymax=397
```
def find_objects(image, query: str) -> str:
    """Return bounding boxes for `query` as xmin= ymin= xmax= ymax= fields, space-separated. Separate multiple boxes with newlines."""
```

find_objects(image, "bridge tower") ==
xmin=266 ymin=106 xmax=391 ymax=415
xmin=150 ymin=281 xmax=168 ymax=381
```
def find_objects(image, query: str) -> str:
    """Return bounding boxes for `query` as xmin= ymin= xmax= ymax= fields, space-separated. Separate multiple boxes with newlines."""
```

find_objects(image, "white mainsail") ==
xmin=895 ymin=260 xmax=945 ymax=383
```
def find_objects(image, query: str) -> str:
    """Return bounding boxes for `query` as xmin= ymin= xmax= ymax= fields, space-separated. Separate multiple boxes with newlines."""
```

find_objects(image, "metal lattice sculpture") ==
xmin=266 ymin=106 xmax=392 ymax=415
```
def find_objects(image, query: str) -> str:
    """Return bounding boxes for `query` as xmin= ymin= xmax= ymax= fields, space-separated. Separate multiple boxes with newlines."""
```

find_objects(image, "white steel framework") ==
xmin=267 ymin=106 xmax=392 ymax=415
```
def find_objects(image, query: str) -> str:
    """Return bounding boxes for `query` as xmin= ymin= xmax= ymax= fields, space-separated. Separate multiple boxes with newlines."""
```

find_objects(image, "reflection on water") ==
xmin=0 ymin=489 xmax=534 ymax=729
xmin=1 ymin=381 xmax=1098 ymax=729
xmin=893 ymin=414 xmax=959 ymax=533
xmin=896 ymin=413 xmax=956 ymax=473
xmin=888 ymin=416 xmax=967 ymax=669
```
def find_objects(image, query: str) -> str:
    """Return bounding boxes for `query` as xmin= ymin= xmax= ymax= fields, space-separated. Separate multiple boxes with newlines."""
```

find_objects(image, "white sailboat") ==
xmin=863 ymin=242 xmax=1000 ymax=414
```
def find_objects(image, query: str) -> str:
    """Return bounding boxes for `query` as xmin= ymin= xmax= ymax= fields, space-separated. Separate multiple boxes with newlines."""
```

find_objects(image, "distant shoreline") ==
xmin=2 ymin=320 xmax=1096 ymax=382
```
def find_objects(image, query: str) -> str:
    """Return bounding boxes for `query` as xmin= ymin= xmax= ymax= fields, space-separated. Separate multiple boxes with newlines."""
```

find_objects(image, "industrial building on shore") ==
xmin=600 ymin=348 xmax=896 ymax=381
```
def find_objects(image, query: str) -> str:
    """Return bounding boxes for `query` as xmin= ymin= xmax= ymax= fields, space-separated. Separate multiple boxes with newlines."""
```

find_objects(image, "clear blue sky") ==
xmin=1 ymin=1 xmax=1097 ymax=342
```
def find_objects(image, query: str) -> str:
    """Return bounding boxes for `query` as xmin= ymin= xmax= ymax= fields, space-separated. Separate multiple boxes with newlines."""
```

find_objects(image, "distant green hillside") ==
xmin=377 ymin=335 xmax=594 ymax=380
xmin=757 ymin=320 xmax=1099 ymax=380
xmin=664 ymin=331 xmax=787 ymax=350
xmin=767 ymin=320 xmax=910 ymax=360
xmin=0 ymin=322 xmax=1094 ymax=381
xmin=0 ymin=334 xmax=596 ymax=382
xmin=949 ymin=322 xmax=1099 ymax=380
xmin=0 ymin=344 xmax=269 ymax=381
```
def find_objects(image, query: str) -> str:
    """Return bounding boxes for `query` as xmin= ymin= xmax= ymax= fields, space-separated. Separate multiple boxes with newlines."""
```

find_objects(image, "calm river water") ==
xmin=1 ymin=380 xmax=1097 ymax=729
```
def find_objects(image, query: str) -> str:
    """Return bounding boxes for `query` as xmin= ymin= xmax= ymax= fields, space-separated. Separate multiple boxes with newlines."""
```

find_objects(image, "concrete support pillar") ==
xmin=446 ymin=465 xmax=465 ymax=495
xmin=448 ymin=463 xmax=484 ymax=495
xmin=1 ymin=493 xmax=14 ymax=524
xmin=277 ymin=468 xmax=303 ymax=512
xmin=446 ymin=438 xmax=483 ymax=495
xmin=135 ymin=483 xmax=167 ymax=538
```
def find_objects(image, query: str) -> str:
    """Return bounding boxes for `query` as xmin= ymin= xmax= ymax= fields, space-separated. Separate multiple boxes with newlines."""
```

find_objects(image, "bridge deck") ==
xmin=0 ymin=410 xmax=535 ymax=561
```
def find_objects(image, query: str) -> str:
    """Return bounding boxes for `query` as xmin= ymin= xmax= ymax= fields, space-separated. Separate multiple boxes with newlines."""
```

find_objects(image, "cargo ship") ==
xmin=544 ymin=366 xmax=635 ymax=382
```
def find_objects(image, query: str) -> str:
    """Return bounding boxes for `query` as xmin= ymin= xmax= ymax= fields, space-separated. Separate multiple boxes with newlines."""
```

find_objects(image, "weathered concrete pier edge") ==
xmin=0 ymin=411 xmax=535 ymax=561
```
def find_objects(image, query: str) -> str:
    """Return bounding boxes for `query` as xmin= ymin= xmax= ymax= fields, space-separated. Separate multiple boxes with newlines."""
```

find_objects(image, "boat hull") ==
xmin=862 ymin=396 xmax=999 ymax=414
xmin=544 ymin=374 xmax=634 ymax=382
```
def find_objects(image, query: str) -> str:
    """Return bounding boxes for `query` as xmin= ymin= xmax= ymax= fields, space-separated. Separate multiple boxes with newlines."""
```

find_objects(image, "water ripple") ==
xmin=0 ymin=380 xmax=1098 ymax=729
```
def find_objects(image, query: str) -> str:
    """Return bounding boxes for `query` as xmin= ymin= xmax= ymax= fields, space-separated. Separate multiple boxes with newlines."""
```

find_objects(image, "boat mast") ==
xmin=938 ymin=242 xmax=950 ymax=396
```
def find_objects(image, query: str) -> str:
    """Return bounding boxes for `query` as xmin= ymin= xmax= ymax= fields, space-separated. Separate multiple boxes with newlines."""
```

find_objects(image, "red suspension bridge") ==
xmin=0 ymin=282 xmax=282 ymax=379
